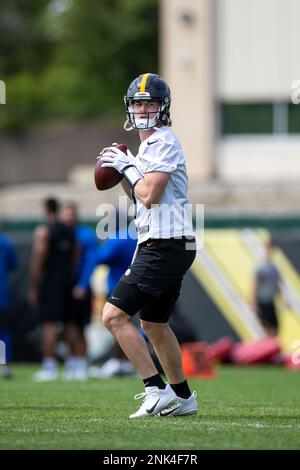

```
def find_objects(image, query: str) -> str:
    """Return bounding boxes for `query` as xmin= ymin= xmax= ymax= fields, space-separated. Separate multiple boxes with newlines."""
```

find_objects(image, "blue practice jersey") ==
xmin=75 ymin=225 xmax=100 ymax=289
xmin=80 ymin=229 xmax=137 ymax=295
xmin=0 ymin=235 xmax=18 ymax=310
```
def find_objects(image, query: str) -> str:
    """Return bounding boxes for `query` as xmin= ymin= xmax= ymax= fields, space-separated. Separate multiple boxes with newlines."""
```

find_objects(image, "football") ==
xmin=94 ymin=144 xmax=127 ymax=191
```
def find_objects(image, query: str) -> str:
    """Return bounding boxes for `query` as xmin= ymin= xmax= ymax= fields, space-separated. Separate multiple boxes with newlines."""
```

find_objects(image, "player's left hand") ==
xmin=100 ymin=146 xmax=136 ymax=175
xmin=72 ymin=286 xmax=87 ymax=300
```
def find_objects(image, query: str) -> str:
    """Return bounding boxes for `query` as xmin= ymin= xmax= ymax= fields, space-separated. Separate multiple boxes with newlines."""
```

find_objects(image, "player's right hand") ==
xmin=28 ymin=288 xmax=39 ymax=308
xmin=100 ymin=146 xmax=136 ymax=175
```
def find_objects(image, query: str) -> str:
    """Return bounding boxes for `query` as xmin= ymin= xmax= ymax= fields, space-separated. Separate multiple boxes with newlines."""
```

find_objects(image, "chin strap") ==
xmin=124 ymin=119 xmax=134 ymax=131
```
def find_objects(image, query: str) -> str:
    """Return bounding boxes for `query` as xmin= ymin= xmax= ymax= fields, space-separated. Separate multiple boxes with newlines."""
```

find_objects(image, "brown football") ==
xmin=94 ymin=144 xmax=127 ymax=191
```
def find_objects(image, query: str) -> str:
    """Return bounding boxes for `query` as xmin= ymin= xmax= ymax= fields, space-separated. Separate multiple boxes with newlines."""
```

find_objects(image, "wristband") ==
xmin=123 ymin=165 xmax=142 ymax=191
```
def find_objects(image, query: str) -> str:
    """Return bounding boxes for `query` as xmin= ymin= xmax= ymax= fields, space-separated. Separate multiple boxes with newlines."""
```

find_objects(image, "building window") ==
xmin=288 ymin=103 xmax=300 ymax=133
xmin=221 ymin=102 xmax=299 ymax=135
xmin=221 ymin=104 xmax=273 ymax=135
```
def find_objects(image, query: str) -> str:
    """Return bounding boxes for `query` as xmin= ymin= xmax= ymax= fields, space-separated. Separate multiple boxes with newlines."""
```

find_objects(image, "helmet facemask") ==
xmin=124 ymin=74 xmax=172 ymax=131
xmin=124 ymin=93 xmax=171 ymax=132
xmin=128 ymin=99 xmax=160 ymax=130
xmin=129 ymin=106 xmax=159 ymax=130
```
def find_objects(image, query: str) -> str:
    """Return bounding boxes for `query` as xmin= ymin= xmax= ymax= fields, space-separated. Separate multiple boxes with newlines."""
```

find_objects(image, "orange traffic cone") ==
xmin=181 ymin=342 xmax=217 ymax=379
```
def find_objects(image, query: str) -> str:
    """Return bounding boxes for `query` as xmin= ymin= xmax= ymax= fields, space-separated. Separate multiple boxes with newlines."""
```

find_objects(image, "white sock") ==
xmin=76 ymin=357 xmax=87 ymax=372
xmin=42 ymin=357 xmax=57 ymax=371
xmin=65 ymin=356 xmax=76 ymax=373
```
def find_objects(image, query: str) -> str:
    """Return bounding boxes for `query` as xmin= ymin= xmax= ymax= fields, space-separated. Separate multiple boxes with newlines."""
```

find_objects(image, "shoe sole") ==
xmin=160 ymin=406 xmax=198 ymax=417
xmin=172 ymin=409 xmax=198 ymax=416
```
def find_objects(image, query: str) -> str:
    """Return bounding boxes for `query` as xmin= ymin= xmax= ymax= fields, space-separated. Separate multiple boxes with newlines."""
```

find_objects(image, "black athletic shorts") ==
xmin=108 ymin=237 xmax=196 ymax=323
xmin=65 ymin=288 xmax=92 ymax=329
xmin=0 ymin=310 xmax=9 ymax=331
xmin=257 ymin=301 xmax=278 ymax=330
xmin=38 ymin=281 xmax=73 ymax=323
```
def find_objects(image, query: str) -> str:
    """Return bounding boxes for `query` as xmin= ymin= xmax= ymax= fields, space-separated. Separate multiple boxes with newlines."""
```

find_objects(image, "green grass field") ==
xmin=0 ymin=364 xmax=299 ymax=450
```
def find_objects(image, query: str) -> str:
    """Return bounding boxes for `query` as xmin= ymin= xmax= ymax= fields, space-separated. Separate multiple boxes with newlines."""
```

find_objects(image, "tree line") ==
xmin=0 ymin=0 xmax=158 ymax=131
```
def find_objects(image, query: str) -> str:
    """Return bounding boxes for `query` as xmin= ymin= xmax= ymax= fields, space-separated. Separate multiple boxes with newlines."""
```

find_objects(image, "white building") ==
xmin=161 ymin=0 xmax=300 ymax=183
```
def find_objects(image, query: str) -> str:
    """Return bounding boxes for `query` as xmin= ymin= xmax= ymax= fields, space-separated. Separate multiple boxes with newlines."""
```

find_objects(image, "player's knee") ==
xmin=102 ymin=304 xmax=116 ymax=331
xmin=140 ymin=320 xmax=164 ymax=338
xmin=102 ymin=303 xmax=125 ymax=332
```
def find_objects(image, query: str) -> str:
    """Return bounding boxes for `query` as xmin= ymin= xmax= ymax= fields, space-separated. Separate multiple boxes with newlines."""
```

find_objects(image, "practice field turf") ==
xmin=0 ymin=365 xmax=299 ymax=450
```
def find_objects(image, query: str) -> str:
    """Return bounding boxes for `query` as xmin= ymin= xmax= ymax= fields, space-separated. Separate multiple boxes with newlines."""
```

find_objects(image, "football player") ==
xmin=99 ymin=73 xmax=198 ymax=418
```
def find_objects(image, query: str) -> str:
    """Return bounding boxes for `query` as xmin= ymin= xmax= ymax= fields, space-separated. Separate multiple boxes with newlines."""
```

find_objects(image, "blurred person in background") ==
xmin=28 ymin=198 xmax=77 ymax=381
xmin=251 ymin=241 xmax=283 ymax=337
xmin=60 ymin=201 xmax=99 ymax=380
xmin=0 ymin=233 xmax=18 ymax=378
xmin=80 ymin=210 xmax=137 ymax=378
